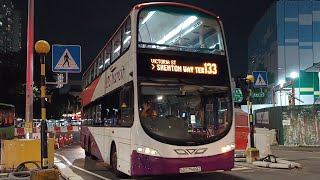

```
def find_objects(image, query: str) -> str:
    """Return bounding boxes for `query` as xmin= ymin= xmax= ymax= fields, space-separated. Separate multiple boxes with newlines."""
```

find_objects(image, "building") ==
xmin=0 ymin=0 xmax=21 ymax=53
xmin=12 ymin=10 xmax=22 ymax=52
xmin=249 ymin=0 xmax=320 ymax=106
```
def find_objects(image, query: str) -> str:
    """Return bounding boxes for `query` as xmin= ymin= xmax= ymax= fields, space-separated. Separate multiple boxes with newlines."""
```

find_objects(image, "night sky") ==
xmin=14 ymin=0 xmax=275 ymax=78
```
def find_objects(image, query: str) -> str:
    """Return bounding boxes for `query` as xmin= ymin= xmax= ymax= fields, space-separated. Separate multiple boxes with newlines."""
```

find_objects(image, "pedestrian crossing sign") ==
xmin=253 ymin=71 xmax=268 ymax=87
xmin=52 ymin=45 xmax=81 ymax=73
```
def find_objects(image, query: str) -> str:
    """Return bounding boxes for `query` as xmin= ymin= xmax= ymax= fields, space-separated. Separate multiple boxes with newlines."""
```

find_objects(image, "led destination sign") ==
xmin=150 ymin=58 xmax=218 ymax=75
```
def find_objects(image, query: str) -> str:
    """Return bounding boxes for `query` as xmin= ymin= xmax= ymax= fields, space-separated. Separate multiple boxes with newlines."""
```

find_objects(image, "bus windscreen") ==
xmin=138 ymin=5 xmax=225 ymax=55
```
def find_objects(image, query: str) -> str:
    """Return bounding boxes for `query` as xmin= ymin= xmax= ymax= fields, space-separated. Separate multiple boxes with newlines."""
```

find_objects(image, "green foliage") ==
xmin=16 ymin=84 xmax=40 ymax=101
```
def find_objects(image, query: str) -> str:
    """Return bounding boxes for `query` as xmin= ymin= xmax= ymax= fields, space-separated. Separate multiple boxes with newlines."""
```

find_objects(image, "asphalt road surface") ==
xmin=55 ymin=132 xmax=320 ymax=180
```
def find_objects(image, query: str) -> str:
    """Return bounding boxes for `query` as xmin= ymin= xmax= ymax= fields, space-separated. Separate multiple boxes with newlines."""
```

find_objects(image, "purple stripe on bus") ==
xmin=131 ymin=149 xmax=234 ymax=177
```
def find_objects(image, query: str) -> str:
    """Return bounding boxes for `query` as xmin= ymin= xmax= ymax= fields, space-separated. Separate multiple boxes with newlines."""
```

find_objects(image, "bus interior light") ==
xmin=114 ymin=46 xmax=120 ymax=53
xmin=105 ymin=58 xmax=110 ymax=64
xmin=123 ymin=36 xmax=131 ymax=44
xmin=141 ymin=11 xmax=156 ymax=24
xmin=168 ymin=21 xmax=202 ymax=46
xmin=157 ymin=16 xmax=198 ymax=44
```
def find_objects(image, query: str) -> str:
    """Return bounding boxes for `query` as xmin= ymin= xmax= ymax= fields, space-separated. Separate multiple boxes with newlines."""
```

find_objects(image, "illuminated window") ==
xmin=138 ymin=6 xmax=225 ymax=54
xmin=111 ymin=31 xmax=121 ymax=62
xmin=121 ymin=18 xmax=131 ymax=53
xmin=104 ymin=44 xmax=111 ymax=70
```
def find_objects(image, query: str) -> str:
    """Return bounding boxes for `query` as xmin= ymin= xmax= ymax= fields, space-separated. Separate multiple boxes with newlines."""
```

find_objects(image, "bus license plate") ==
xmin=179 ymin=166 xmax=201 ymax=173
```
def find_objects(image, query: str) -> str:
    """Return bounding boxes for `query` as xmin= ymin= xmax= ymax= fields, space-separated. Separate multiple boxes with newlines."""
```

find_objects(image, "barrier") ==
xmin=14 ymin=126 xmax=79 ymax=136
xmin=1 ymin=139 xmax=55 ymax=170
xmin=32 ymin=133 xmax=50 ymax=139
xmin=235 ymin=127 xmax=250 ymax=150
xmin=235 ymin=108 xmax=250 ymax=153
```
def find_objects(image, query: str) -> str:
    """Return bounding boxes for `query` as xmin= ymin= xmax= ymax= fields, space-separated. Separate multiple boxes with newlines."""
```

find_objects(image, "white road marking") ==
xmin=55 ymin=153 xmax=111 ymax=180
xmin=231 ymin=166 xmax=251 ymax=171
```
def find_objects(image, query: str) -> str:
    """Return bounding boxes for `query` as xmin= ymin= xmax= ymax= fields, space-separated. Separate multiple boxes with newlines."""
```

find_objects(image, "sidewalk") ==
xmin=271 ymin=145 xmax=320 ymax=152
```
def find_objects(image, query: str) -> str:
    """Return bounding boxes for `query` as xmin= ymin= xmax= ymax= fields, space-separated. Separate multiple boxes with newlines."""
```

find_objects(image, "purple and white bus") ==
xmin=81 ymin=2 xmax=234 ymax=177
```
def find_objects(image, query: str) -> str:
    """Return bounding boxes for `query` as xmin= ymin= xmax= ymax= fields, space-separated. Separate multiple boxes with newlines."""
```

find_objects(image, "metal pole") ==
xmin=40 ymin=55 xmax=48 ymax=169
xmin=25 ymin=0 xmax=34 ymax=138
xmin=248 ymin=81 xmax=255 ymax=148
xmin=291 ymin=80 xmax=295 ymax=106
xmin=272 ymin=90 xmax=275 ymax=107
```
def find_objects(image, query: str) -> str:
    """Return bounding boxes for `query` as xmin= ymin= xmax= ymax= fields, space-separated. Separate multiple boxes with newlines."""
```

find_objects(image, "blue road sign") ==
xmin=52 ymin=45 xmax=81 ymax=73
xmin=252 ymin=71 xmax=268 ymax=87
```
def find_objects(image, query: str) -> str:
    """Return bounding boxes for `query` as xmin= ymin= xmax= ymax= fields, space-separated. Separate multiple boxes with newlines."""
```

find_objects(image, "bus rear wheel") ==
xmin=110 ymin=146 xmax=123 ymax=177
xmin=85 ymin=137 xmax=91 ymax=156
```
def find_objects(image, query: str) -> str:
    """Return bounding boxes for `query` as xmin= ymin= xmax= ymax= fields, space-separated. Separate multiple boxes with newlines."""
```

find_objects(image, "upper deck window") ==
xmin=138 ymin=6 xmax=224 ymax=55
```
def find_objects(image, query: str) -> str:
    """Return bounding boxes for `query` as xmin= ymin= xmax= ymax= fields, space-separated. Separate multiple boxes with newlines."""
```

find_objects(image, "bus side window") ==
xmin=119 ymin=82 xmax=134 ymax=127
xmin=121 ymin=17 xmax=131 ymax=53
xmin=105 ymin=90 xmax=120 ymax=126
xmin=111 ymin=31 xmax=121 ymax=63
xmin=95 ymin=104 xmax=102 ymax=126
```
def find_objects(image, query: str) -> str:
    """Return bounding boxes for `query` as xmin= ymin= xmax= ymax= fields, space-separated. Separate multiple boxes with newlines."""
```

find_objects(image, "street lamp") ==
xmin=245 ymin=74 xmax=259 ymax=163
xmin=246 ymin=75 xmax=254 ymax=148
xmin=35 ymin=40 xmax=50 ymax=169
xmin=289 ymin=72 xmax=299 ymax=106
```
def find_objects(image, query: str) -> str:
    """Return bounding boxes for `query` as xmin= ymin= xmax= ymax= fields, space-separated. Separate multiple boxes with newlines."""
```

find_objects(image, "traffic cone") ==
xmin=59 ymin=135 xmax=65 ymax=147
xmin=69 ymin=134 xmax=73 ymax=144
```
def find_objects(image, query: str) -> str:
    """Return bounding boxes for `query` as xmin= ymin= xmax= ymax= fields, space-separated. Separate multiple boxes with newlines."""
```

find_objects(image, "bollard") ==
xmin=246 ymin=147 xmax=260 ymax=163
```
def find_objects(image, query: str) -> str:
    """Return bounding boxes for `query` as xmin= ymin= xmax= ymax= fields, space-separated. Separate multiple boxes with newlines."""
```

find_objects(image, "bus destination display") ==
xmin=150 ymin=58 xmax=218 ymax=75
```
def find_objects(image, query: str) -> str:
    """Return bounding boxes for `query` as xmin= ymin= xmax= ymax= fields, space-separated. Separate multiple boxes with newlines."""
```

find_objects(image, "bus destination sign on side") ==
xmin=150 ymin=58 xmax=218 ymax=75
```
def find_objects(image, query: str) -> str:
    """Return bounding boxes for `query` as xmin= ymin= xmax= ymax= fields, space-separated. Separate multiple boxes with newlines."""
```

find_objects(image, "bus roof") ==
xmin=133 ymin=2 xmax=219 ymax=18
xmin=82 ymin=2 xmax=219 ymax=77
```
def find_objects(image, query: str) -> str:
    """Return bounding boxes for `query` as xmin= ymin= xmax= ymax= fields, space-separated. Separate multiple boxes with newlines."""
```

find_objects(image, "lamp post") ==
xmin=35 ymin=40 xmax=50 ymax=169
xmin=25 ymin=0 xmax=34 ymax=139
xmin=245 ymin=74 xmax=259 ymax=163
xmin=246 ymin=75 xmax=255 ymax=148
xmin=289 ymin=72 xmax=299 ymax=106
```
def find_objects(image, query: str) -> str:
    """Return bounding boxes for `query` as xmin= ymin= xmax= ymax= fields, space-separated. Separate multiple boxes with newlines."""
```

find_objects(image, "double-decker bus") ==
xmin=81 ymin=2 xmax=234 ymax=177
xmin=0 ymin=103 xmax=15 ymax=139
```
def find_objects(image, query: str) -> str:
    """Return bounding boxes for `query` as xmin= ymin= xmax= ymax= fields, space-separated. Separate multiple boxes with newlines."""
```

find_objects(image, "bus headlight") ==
xmin=137 ymin=146 xmax=161 ymax=157
xmin=221 ymin=143 xmax=235 ymax=153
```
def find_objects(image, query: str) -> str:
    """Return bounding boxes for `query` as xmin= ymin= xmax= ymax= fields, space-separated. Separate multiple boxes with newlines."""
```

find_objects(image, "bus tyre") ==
xmin=111 ymin=146 xmax=123 ymax=178
xmin=84 ymin=137 xmax=90 ymax=156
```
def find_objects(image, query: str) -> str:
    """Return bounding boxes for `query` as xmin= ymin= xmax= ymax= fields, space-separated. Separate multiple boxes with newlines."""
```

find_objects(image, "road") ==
xmin=55 ymin=133 xmax=320 ymax=180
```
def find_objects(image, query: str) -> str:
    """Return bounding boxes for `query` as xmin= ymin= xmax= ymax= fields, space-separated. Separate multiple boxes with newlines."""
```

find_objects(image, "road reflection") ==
xmin=77 ymin=155 xmax=245 ymax=180
xmin=139 ymin=172 xmax=246 ymax=180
